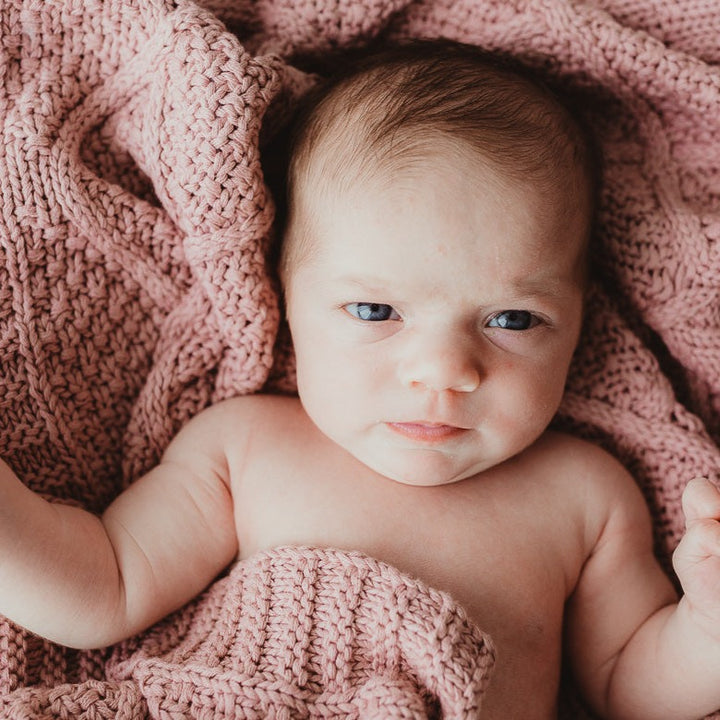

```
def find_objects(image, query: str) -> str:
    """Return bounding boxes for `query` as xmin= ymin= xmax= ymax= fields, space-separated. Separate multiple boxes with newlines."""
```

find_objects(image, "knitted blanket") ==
xmin=109 ymin=546 xmax=495 ymax=719
xmin=0 ymin=0 xmax=718 ymax=718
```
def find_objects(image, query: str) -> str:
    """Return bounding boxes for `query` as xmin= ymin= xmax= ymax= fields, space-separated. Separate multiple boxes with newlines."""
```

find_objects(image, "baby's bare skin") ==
xmin=5 ymin=55 xmax=720 ymax=717
xmin=4 ymin=388 xmax=719 ymax=718
xmin=208 ymin=394 xmax=667 ymax=720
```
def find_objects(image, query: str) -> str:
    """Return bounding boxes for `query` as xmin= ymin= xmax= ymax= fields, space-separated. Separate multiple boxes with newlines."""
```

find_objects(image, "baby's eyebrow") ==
xmin=507 ymin=274 xmax=580 ymax=299
xmin=332 ymin=272 xmax=580 ymax=303
xmin=332 ymin=274 xmax=390 ymax=292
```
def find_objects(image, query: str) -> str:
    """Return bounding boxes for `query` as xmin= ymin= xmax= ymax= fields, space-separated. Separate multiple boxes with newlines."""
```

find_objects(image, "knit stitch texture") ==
xmin=107 ymin=546 xmax=495 ymax=719
xmin=0 ymin=0 xmax=719 ymax=718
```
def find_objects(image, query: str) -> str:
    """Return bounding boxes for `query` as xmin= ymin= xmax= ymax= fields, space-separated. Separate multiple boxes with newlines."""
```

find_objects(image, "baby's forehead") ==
xmin=292 ymin=100 xmax=592 ymax=215
xmin=299 ymin=129 xmax=585 ymax=218
xmin=283 ymin=47 xmax=596 ymax=280
xmin=296 ymin=141 xmax=589 ymax=260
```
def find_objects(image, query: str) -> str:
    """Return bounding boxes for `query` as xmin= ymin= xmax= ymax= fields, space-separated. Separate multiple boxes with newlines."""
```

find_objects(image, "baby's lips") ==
xmin=385 ymin=421 xmax=469 ymax=443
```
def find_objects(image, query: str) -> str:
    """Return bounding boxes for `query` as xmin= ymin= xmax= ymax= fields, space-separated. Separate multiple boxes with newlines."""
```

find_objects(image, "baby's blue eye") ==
xmin=487 ymin=310 xmax=537 ymax=330
xmin=345 ymin=302 xmax=399 ymax=322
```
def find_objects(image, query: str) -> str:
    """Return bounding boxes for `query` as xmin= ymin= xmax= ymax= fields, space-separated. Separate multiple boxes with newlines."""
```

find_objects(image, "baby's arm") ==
xmin=0 ymin=400 xmax=241 ymax=649
xmin=566 ymin=455 xmax=720 ymax=720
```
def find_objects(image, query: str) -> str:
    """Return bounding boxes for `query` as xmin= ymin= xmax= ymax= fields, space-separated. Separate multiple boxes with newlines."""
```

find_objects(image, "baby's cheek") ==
xmin=494 ymin=371 xmax=558 ymax=435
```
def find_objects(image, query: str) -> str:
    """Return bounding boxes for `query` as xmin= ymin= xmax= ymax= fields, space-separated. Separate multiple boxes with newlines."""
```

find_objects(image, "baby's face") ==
xmin=284 ymin=150 xmax=586 ymax=486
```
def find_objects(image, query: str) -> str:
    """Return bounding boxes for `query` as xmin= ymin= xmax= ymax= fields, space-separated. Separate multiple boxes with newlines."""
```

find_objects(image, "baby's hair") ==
xmin=281 ymin=38 xmax=597 ymax=277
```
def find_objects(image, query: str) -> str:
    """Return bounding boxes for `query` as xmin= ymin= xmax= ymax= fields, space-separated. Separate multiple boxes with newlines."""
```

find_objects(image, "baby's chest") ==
xmin=234 ymin=447 xmax=575 ymax=639
xmin=228 ymin=413 xmax=588 ymax=717
xmin=234 ymin=457 xmax=571 ymax=717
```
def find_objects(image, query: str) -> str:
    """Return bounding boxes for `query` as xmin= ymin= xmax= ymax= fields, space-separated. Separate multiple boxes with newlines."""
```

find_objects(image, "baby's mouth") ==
xmin=385 ymin=422 xmax=468 ymax=443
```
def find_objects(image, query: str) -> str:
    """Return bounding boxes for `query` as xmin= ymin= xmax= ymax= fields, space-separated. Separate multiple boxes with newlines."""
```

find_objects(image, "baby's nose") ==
xmin=398 ymin=330 xmax=481 ymax=393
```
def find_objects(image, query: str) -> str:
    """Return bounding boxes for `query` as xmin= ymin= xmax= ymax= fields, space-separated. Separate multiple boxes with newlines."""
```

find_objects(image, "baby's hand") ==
xmin=673 ymin=477 xmax=720 ymax=639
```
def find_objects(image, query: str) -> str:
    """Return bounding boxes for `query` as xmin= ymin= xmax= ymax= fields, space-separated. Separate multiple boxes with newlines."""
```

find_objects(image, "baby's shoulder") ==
xmin=165 ymin=393 xmax=305 ymax=460
xmin=528 ymin=430 xmax=635 ymax=486
xmin=193 ymin=392 xmax=316 ymax=458
xmin=526 ymin=430 xmax=652 ymax=538
xmin=190 ymin=393 xmax=304 ymax=431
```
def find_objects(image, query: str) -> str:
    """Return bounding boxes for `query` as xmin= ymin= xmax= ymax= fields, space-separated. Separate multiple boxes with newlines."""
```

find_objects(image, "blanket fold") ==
xmin=1 ymin=0 xmax=719 ymax=717
xmin=107 ymin=546 xmax=494 ymax=719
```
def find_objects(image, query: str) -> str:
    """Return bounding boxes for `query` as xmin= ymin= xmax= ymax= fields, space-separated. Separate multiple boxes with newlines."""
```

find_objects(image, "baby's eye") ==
xmin=345 ymin=302 xmax=400 ymax=322
xmin=486 ymin=310 xmax=538 ymax=331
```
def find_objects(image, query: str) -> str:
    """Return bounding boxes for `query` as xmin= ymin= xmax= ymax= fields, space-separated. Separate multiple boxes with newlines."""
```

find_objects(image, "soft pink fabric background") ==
xmin=0 ymin=0 xmax=718 ymax=716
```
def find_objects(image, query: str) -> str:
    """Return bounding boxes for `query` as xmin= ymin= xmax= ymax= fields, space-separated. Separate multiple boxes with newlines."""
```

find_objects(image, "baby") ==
xmin=2 ymin=39 xmax=720 ymax=720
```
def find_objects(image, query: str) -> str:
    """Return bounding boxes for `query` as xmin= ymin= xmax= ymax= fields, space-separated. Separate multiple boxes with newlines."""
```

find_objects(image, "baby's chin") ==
xmin=359 ymin=449 xmax=489 ymax=488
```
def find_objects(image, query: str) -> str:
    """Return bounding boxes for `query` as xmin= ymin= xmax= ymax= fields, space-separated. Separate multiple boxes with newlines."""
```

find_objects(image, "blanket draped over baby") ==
xmin=0 ymin=0 xmax=718 ymax=717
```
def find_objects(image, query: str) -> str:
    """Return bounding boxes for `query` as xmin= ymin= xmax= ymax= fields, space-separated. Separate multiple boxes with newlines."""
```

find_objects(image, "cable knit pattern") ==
xmin=104 ymin=547 xmax=494 ymax=719
xmin=0 ymin=0 xmax=719 ymax=717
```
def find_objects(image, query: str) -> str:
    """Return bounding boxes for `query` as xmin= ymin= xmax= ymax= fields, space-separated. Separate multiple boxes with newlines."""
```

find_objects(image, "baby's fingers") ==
xmin=682 ymin=477 xmax=720 ymax=527
xmin=674 ymin=479 xmax=720 ymax=627
xmin=673 ymin=509 xmax=720 ymax=608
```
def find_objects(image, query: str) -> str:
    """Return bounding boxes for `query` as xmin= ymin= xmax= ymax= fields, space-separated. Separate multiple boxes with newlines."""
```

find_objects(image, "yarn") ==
xmin=0 ymin=0 xmax=719 ymax=717
xmin=108 ymin=547 xmax=494 ymax=719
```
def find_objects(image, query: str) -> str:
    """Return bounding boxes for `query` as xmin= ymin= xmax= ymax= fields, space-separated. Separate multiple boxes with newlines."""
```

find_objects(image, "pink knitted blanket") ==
xmin=0 ymin=0 xmax=719 ymax=717
xmin=109 ymin=546 xmax=495 ymax=718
